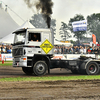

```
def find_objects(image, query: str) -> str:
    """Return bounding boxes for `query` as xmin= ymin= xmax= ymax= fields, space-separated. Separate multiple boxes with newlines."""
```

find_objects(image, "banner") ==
xmin=72 ymin=20 xmax=87 ymax=32
xmin=1 ymin=54 xmax=13 ymax=61
xmin=92 ymin=34 xmax=96 ymax=44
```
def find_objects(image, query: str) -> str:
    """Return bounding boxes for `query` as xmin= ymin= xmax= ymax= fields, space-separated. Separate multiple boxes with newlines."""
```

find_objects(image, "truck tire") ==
xmin=33 ymin=61 xmax=47 ymax=76
xmin=86 ymin=62 xmax=100 ymax=75
xmin=22 ymin=67 xmax=33 ymax=75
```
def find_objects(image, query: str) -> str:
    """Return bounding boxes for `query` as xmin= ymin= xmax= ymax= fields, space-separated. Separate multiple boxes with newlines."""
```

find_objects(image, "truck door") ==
xmin=42 ymin=32 xmax=50 ymax=41
xmin=41 ymin=32 xmax=53 ymax=54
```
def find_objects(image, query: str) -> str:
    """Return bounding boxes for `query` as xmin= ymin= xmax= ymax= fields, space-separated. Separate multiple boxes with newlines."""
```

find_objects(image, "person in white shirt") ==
xmin=80 ymin=46 xmax=84 ymax=54
xmin=83 ymin=46 xmax=87 ymax=54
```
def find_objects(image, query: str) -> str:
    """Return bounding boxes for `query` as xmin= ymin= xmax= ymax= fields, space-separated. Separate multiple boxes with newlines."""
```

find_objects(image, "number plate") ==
xmin=69 ymin=61 xmax=77 ymax=65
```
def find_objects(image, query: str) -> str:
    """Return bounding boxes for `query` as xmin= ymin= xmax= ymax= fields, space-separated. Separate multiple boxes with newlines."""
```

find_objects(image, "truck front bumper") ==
xmin=13 ymin=57 xmax=27 ymax=67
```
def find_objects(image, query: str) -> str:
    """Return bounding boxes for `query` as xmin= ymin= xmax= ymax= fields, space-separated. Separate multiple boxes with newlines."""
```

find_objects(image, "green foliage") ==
xmin=50 ymin=18 xmax=56 ymax=35
xmin=87 ymin=13 xmax=100 ymax=42
xmin=60 ymin=22 xmax=71 ymax=41
xmin=68 ymin=14 xmax=86 ymax=40
xmin=70 ymin=40 xmax=76 ymax=44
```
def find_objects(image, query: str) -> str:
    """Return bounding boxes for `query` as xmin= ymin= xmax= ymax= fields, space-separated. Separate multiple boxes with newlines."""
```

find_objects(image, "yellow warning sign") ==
xmin=40 ymin=39 xmax=53 ymax=54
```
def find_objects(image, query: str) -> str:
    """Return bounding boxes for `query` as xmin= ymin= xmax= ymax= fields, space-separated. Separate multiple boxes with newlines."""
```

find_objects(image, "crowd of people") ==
xmin=0 ymin=44 xmax=12 ymax=54
xmin=0 ymin=43 xmax=100 ymax=55
xmin=54 ymin=45 xmax=100 ymax=54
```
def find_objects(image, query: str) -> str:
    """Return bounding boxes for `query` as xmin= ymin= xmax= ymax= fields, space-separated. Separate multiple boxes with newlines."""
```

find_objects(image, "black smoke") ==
xmin=36 ymin=0 xmax=53 ymax=28
xmin=24 ymin=0 xmax=53 ymax=28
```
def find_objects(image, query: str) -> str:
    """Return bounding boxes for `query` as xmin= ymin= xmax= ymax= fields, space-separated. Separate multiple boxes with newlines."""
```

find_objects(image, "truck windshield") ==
xmin=14 ymin=32 xmax=26 ymax=45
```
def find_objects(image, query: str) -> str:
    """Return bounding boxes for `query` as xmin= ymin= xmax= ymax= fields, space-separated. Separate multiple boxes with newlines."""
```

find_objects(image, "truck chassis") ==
xmin=13 ymin=54 xmax=100 ymax=76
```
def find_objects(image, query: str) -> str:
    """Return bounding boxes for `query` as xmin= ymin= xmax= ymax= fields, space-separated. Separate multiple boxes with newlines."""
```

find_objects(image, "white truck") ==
xmin=12 ymin=28 xmax=100 ymax=76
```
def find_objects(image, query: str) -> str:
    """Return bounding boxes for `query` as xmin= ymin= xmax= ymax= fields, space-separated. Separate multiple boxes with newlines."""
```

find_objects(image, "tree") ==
xmin=50 ymin=19 xmax=56 ymax=36
xmin=68 ymin=14 xmax=86 ymax=41
xmin=59 ymin=22 xmax=71 ymax=41
xmin=30 ymin=13 xmax=56 ymax=36
xmin=70 ymin=40 xmax=76 ymax=45
xmin=87 ymin=13 xmax=100 ymax=42
xmin=30 ymin=14 xmax=47 ymax=28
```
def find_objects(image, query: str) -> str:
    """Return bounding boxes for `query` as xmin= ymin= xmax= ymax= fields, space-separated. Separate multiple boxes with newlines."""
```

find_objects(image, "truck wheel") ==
xmin=33 ymin=61 xmax=47 ymax=76
xmin=22 ymin=67 xmax=33 ymax=75
xmin=86 ymin=62 xmax=100 ymax=75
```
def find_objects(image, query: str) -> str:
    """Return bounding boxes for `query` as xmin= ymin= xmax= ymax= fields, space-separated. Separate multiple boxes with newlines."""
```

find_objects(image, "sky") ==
xmin=2 ymin=0 xmax=100 ymax=25
xmin=2 ymin=0 xmax=100 ymax=39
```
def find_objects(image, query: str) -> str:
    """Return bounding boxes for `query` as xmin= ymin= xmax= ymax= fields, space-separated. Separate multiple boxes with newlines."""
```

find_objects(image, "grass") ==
xmin=0 ymin=61 xmax=12 ymax=62
xmin=0 ymin=75 xmax=100 ymax=82
xmin=0 ymin=61 xmax=100 ymax=82
xmin=0 ymin=62 xmax=12 ymax=66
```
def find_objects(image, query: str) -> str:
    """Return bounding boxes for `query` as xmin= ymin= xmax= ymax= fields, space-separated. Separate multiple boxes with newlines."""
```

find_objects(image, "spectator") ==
xmin=65 ymin=46 xmax=69 ymax=54
xmin=94 ymin=46 xmax=99 ymax=54
xmin=54 ymin=46 xmax=57 ymax=54
xmin=58 ymin=46 xmax=61 ymax=54
xmin=76 ymin=46 xmax=80 ymax=54
xmin=0 ymin=45 xmax=2 ymax=54
xmin=7 ymin=47 xmax=11 ymax=53
xmin=63 ymin=46 xmax=66 ymax=54
xmin=91 ymin=46 xmax=95 ymax=54
xmin=1 ymin=45 xmax=6 ymax=54
xmin=80 ymin=46 xmax=84 ymax=54
xmin=69 ymin=46 xmax=73 ymax=54
xmin=66 ymin=46 xmax=70 ymax=54
xmin=61 ymin=46 xmax=64 ymax=54
xmin=87 ymin=46 xmax=91 ymax=54
xmin=83 ymin=46 xmax=87 ymax=54
xmin=6 ymin=45 xmax=9 ymax=52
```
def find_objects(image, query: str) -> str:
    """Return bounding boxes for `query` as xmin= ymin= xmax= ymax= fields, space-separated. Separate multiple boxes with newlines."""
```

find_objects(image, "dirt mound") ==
xmin=0 ymin=80 xmax=100 ymax=100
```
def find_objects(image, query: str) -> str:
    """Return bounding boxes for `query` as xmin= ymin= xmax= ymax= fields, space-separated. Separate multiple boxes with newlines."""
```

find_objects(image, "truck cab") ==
xmin=12 ymin=28 xmax=54 ymax=75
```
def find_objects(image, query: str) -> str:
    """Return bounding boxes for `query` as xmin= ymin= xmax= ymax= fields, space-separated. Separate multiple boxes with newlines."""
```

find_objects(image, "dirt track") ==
xmin=0 ymin=66 xmax=100 ymax=100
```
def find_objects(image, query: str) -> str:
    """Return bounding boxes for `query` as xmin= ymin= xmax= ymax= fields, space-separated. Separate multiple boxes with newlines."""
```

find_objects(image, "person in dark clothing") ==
xmin=31 ymin=34 xmax=39 ymax=42
xmin=91 ymin=46 xmax=95 ymax=54
xmin=7 ymin=47 xmax=11 ymax=53
xmin=94 ymin=46 xmax=99 ymax=54
xmin=73 ymin=46 xmax=77 ymax=54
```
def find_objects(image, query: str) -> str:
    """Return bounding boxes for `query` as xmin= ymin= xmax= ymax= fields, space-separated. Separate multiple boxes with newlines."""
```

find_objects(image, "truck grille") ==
xmin=12 ymin=48 xmax=23 ymax=56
